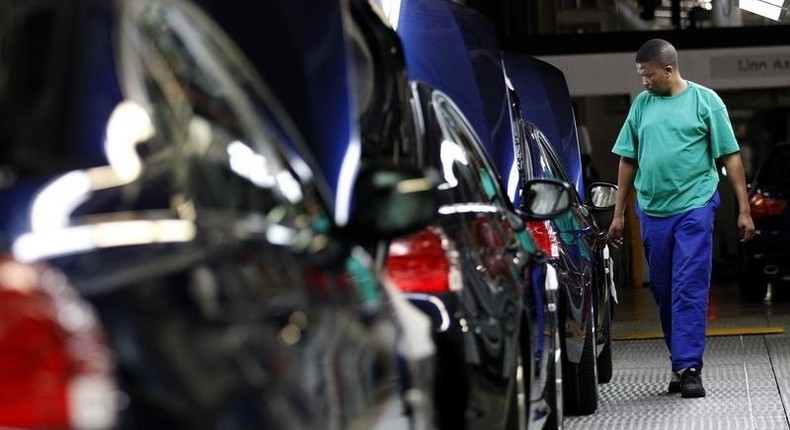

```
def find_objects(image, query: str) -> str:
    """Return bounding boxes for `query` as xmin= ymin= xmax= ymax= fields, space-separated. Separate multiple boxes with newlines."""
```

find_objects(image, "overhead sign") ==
xmin=711 ymin=54 xmax=790 ymax=79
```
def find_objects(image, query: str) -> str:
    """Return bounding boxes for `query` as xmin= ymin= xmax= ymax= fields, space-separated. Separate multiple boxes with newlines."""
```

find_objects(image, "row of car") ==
xmin=0 ymin=0 xmax=618 ymax=429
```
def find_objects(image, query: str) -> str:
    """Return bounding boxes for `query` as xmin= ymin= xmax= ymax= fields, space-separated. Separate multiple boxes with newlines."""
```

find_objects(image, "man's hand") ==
xmin=605 ymin=215 xmax=626 ymax=248
xmin=720 ymin=152 xmax=755 ymax=243
xmin=738 ymin=212 xmax=755 ymax=242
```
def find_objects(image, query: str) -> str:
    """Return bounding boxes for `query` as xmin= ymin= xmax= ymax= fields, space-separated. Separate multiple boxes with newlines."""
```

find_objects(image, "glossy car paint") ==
xmin=396 ymin=0 xmax=490 ymax=148
xmin=1 ymin=0 xmax=434 ymax=428
xmin=405 ymin=82 xmax=530 ymax=430
xmin=503 ymin=53 xmax=585 ymax=201
xmin=196 ymin=0 xmax=356 ymax=227
xmin=513 ymin=116 xmax=605 ymax=415
xmin=351 ymin=4 xmax=540 ymax=428
xmin=503 ymin=55 xmax=616 ymax=375
xmin=503 ymin=51 xmax=621 ymax=417
xmin=393 ymin=1 xmax=563 ymax=427
xmin=517 ymin=120 xmax=597 ymax=353
xmin=447 ymin=7 xmax=568 ymax=428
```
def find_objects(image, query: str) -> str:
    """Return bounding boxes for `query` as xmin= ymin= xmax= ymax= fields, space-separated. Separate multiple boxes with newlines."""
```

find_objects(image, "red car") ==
xmin=739 ymin=142 xmax=790 ymax=301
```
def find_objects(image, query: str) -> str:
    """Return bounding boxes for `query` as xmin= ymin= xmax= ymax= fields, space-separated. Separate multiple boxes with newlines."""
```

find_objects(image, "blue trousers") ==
xmin=636 ymin=191 xmax=720 ymax=372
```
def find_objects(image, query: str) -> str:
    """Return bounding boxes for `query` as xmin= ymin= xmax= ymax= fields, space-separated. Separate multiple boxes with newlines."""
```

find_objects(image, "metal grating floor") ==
xmin=565 ymin=336 xmax=790 ymax=429
xmin=563 ymin=302 xmax=790 ymax=429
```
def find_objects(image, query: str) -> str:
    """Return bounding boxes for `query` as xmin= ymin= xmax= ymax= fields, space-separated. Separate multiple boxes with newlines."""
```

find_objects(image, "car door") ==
xmin=426 ymin=89 xmax=530 ymax=425
xmin=534 ymin=130 xmax=596 ymax=272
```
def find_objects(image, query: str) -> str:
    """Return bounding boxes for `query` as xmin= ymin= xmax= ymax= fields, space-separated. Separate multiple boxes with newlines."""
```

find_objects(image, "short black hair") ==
xmin=635 ymin=38 xmax=678 ymax=67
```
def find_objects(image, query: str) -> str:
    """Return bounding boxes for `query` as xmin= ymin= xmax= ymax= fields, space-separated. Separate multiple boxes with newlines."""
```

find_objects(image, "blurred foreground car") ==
xmin=739 ymin=142 xmax=790 ymax=302
xmin=0 ymin=0 xmax=437 ymax=429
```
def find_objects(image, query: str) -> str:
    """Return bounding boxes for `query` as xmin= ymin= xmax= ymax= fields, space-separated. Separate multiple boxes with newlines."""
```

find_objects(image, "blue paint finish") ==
xmin=503 ymin=53 xmax=585 ymax=200
xmin=293 ymin=0 xmax=358 ymax=223
xmin=78 ymin=2 xmax=124 ymax=166
xmin=0 ymin=1 xmax=121 ymax=244
xmin=447 ymin=3 xmax=515 ymax=196
xmin=397 ymin=0 xmax=490 ymax=148
xmin=0 ymin=182 xmax=42 ymax=247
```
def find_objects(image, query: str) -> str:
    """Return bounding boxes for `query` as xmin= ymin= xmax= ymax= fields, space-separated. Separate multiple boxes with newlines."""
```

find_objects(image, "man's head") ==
xmin=635 ymin=38 xmax=681 ymax=96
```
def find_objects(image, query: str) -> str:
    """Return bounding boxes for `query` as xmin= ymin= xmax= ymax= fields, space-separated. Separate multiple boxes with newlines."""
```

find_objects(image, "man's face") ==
xmin=636 ymin=62 xmax=671 ymax=96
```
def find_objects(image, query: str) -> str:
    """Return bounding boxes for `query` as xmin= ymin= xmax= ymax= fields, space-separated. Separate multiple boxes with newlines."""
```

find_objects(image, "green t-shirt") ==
xmin=612 ymin=81 xmax=740 ymax=217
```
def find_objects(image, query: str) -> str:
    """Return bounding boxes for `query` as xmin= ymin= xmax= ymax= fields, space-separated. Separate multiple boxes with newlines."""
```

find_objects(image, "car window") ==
xmin=118 ymin=0 xmax=329 ymax=229
xmin=433 ymin=91 xmax=510 ymax=207
xmin=535 ymin=129 xmax=571 ymax=184
xmin=757 ymin=145 xmax=790 ymax=188
xmin=514 ymin=122 xmax=536 ymax=180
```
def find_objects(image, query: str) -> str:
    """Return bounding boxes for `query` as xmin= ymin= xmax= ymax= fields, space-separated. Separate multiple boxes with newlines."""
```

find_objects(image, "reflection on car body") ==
xmin=0 ymin=0 xmax=437 ymax=429
xmin=381 ymin=81 xmax=571 ymax=430
xmin=502 ymin=52 xmax=618 ymax=417
xmin=512 ymin=116 xmax=617 ymax=416
xmin=390 ymin=86 xmax=527 ymax=430
xmin=387 ymin=1 xmax=570 ymax=427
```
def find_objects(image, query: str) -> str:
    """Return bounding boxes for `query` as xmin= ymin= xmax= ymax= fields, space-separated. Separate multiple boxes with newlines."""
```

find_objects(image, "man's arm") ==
xmin=720 ymin=152 xmax=755 ymax=242
xmin=605 ymin=156 xmax=637 ymax=247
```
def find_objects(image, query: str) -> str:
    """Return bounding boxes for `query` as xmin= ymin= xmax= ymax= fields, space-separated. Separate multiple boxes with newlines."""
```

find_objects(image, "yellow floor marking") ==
xmin=613 ymin=326 xmax=785 ymax=341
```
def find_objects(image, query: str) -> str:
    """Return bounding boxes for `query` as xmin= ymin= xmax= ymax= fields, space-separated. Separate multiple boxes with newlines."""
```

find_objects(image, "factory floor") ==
xmin=565 ymin=281 xmax=790 ymax=430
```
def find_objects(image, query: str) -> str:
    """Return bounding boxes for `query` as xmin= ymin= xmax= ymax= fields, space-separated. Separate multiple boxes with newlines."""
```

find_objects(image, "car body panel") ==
xmin=1 ymin=0 xmax=434 ymax=428
xmin=503 ymin=55 xmax=617 ymax=414
xmin=391 ymin=2 xmax=562 ymax=427
xmin=396 ymin=0 xmax=491 ymax=151
xmin=406 ymin=82 xmax=528 ymax=430
xmin=517 ymin=121 xmax=597 ymax=362
xmin=196 ymin=0 xmax=356 ymax=227
xmin=503 ymin=53 xmax=585 ymax=200
xmin=503 ymin=51 xmax=616 ymax=354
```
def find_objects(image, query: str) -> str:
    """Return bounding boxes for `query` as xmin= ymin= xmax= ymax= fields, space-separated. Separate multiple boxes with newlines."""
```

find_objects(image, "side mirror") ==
xmin=519 ymin=178 xmax=572 ymax=220
xmin=587 ymin=182 xmax=617 ymax=211
xmin=347 ymin=165 xmax=438 ymax=240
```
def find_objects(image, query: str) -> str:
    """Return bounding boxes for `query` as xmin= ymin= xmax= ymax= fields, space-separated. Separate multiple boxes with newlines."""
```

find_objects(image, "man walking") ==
xmin=606 ymin=38 xmax=755 ymax=398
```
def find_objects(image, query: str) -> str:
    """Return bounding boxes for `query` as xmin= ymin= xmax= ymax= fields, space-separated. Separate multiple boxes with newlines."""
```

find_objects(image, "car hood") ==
xmin=503 ymin=52 xmax=585 ymax=200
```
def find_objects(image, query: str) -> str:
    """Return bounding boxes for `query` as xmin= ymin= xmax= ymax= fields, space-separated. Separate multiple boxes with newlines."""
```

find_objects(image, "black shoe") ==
xmin=680 ymin=367 xmax=706 ymax=398
xmin=667 ymin=371 xmax=681 ymax=393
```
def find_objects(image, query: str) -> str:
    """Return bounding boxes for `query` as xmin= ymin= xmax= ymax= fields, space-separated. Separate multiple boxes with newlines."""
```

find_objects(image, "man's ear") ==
xmin=664 ymin=64 xmax=674 ymax=75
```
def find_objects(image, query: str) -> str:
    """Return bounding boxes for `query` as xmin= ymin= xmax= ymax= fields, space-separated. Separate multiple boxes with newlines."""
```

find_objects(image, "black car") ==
xmin=344 ymin=2 xmax=572 ymax=428
xmin=502 ymin=52 xmax=619 ymax=417
xmin=0 ymin=0 xmax=438 ymax=428
xmin=739 ymin=142 xmax=790 ymax=302
xmin=513 ymin=118 xmax=617 ymax=416
xmin=386 ymin=83 xmax=572 ymax=430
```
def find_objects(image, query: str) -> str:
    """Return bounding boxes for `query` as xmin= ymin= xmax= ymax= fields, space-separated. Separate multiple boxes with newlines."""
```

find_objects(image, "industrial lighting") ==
xmin=738 ymin=0 xmax=789 ymax=21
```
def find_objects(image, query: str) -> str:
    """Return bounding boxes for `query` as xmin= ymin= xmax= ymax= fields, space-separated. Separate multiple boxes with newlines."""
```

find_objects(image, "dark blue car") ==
xmin=389 ymin=0 xmax=570 ymax=428
xmin=212 ymin=2 xmax=571 ymax=429
xmin=0 ymin=0 xmax=438 ymax=428
xmin=504 ymin=53 xmax=618 ymax=416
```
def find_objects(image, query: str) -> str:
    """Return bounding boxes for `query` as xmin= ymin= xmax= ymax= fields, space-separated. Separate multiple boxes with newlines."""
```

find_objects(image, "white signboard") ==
xmin=711 ymin=54 xmax=790 ymax=78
